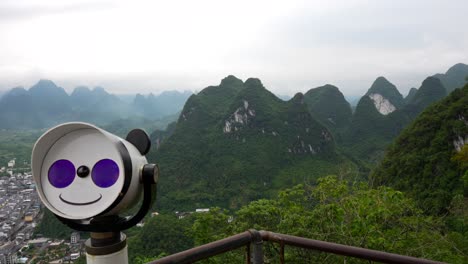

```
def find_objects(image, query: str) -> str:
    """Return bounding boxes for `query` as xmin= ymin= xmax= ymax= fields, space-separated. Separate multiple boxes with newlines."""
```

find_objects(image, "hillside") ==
xmin=372 ymin=84 xmax=468 ymax=214
xmin=149 ymin=76 xmax=350 ymax=211
xmin=343 ymin=77 xmax=408 ymax=162
xmin=433 ymin=63 xmax=468 ymax=93
xmin=404 ymin=77 xmax=447 ymax=118
xmin=404 ymin=87 xmax=418 ymax=103
xmin=344 ymin=76 xmax=449 ymax=162
xmin=303 ymin=84 xmax=352 ymax=139
xmin=366 ymin=76 xmax=405 ymax=111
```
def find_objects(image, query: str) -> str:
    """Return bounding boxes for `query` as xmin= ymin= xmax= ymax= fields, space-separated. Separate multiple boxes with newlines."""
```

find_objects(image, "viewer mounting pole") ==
xmin=85 ymin=231 xmax=128 ymax=264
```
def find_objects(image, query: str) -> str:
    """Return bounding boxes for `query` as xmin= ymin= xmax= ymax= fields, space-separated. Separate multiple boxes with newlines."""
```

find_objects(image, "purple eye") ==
xmin=92 ymin=159 xmax=119 ymax=188
xmin=48 ymin=160 xmax=75 ymax=188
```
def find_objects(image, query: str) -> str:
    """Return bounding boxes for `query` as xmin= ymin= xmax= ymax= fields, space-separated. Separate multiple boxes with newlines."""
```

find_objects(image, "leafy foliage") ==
xmin=187 ymin=176 xmax=466 ymax=263
xmin=0 ymin=129 xmax=42 ymax=173
xmin=34 ymin=209 xmax=74 ymax=239
xmin=128 ymin=214 xmax=194 ymax=263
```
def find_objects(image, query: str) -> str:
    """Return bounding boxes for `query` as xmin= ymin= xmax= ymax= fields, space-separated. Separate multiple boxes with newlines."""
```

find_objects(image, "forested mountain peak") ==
xmin=291 ymin=92 xmax=305 ymax=104
xmin=71 ymin=86 xmax=92 ymax=96
xmin=3 ymin=87 xmax=27 ymax=97
xmin=407 ymin=77 xmax=446 ymax=115
xmin=433 ymin=63 xmax=468 ymax=93
xmin=244 ymin=77 xmax=263 ymax=89
xmin=365 ymin=76 xmax=404 ymax=114
xmin=404 ymin=87 xmax=418 ymax=103
xmin=303 ymin=84 xmax=352 ymax=134
xmin=446 ymin=63 xmax=468 ymax=76
xmin=29 ymin=79 xmax=68 ymax=99
xmin=220 ymin=75 xmax=244 ymax=90
xmin=151 ymin=76 xmax=340 ymax=210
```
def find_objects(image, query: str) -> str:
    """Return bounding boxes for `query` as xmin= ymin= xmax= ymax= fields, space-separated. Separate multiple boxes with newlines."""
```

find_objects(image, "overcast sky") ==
xmin=0 ymin=0 xmax=467 ymax=96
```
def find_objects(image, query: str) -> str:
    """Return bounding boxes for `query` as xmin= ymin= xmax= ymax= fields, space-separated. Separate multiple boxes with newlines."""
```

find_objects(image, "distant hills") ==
xmin=372 ymin=83 xmax=467 ymax=214
xmin=433 ymin=63 xmax=468 ymax=93
xmin=148 ymin=63 xmax=467 ymax=210
xmin=404 ymin=87 xmax=418 ymax=103
xmin=150 ymin=76 xmax=348 ymax=210
xmin=343 ymin=74 xmax=455 ymax=162
xmin=0 ymin=80 xmax=191 ymax=130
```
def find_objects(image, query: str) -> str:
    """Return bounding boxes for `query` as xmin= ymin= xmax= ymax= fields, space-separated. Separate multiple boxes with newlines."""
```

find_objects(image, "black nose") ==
xmin=77 ymin=166 xmax=90 ymax=178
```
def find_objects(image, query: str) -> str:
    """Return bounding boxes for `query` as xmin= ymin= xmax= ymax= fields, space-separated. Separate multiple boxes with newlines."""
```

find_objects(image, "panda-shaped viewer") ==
xmin=32 ymin=122 xmax=158 ymax=230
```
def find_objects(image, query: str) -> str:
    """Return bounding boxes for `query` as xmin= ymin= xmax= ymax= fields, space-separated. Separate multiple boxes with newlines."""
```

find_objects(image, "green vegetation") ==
xmin=127 ymin=176 xmax=467 ymax=263
xmin=128 ymin=214 xmax=194 ymax=263
xmin=372 ymin=84 xmax=468 ymax=214
xmin=149 ymin=76 xmax=345 ymax=211
xmin=303 ymin=84 xmax=352 ymax=140
xmin=343 ymin=76 xmax=448 ymax=163
xmin=404 ymin=76 xmax=447 ymax=118
xmin=34 ymin=209 xmax=75 ymax=239
xmin=433 ymin=63 xmax=468 ymax=93
xmin=0 ymin=129 xmax=42 ymax=172
xmin=404 ymin=87 xmax=418 ymax=103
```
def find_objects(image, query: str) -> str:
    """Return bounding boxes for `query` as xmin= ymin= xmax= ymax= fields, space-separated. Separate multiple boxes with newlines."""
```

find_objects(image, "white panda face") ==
xmin=40 ymin=128 xmax=125 ymax=219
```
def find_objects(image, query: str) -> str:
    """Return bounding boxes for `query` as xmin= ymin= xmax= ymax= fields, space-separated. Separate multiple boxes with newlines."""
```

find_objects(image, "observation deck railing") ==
xmin=147 ymin=229 xmax=445 ymax=264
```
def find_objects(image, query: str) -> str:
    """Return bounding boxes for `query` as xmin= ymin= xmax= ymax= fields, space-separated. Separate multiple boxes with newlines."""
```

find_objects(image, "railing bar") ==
xmin=148 ymin=231 xmax=253 ymax=264
xmin=146 ymin=230 xmax=447 ymax=264
xmin=260 ymin=231 xmax=445 ymax=264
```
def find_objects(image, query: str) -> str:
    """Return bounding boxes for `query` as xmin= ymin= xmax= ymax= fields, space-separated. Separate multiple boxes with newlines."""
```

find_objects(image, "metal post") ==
xmin=248 ymin=230 xmax=264 ymax=264
xmin=85 ymin=232 xmax=128 ymax=264
xmin=279 ymin=241 xmax=285 ymax=264
xmin=246 ymin=244 xmax=251 ymax=264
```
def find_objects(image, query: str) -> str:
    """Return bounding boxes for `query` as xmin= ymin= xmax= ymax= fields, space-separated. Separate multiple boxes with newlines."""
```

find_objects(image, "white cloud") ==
xmin=0 ymin=0 xmax=467 ymax=96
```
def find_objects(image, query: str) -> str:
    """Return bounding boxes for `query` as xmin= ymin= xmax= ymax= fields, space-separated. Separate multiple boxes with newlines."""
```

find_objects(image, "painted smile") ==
xmin=59 ymin=194 xmax=102 ymax=206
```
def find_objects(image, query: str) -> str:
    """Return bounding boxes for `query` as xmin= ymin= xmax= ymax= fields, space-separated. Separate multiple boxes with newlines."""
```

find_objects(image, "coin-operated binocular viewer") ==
xmin=32 ymin=122 xmax=159 ymax=264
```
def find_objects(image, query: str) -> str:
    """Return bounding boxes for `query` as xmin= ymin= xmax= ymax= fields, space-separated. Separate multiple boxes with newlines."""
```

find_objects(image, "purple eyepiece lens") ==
xmin=92 ymin=159 xmax=119 ymax=188
xmin=48 ymin=159 xmax=75 ymax=188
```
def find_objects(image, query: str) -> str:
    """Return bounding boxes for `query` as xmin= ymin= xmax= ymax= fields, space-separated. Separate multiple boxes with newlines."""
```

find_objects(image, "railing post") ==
xmin=249 ymin=230 xmax=264 ymax=264
xmin=246 ymin=243 xmax=251 ymax=264
xmin=279 ymin=241 xmax=285 ymax=264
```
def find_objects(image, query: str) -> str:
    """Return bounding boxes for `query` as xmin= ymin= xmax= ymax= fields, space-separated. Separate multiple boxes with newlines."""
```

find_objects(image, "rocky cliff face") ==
xmin=453 ymin=115 xmax=468 ymax=152
xmin=368 ymin=93 xmax=396 ymax=115
xmin=366 ymin=77 xmax=404 ymax=111
xmin=223 ymin=100 xmax=255 ymax=133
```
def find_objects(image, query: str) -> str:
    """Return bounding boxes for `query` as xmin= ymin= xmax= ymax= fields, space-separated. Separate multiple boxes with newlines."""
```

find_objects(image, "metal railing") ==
xmin=147 ymin=229 xmax=445 ymax=264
